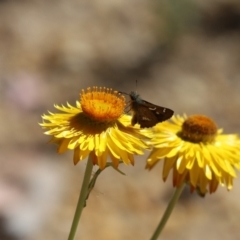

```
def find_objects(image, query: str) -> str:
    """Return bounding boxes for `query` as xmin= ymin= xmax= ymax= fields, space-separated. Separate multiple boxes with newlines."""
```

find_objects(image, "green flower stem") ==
xmin=150 ymin=184 xmax=185 ymax=240
xmin=68 ymin=155 xmax=93 ymax=240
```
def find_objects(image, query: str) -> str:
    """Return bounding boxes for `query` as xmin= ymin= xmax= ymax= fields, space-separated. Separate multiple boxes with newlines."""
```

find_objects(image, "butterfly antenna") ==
xmin=118 ymin=91 xmax=129 ymax=96
xmin=135 ymin=79 xmax=138 ymax=94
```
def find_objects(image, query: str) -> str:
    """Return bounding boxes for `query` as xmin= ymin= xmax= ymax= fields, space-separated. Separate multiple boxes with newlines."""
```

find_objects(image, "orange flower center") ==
xmin=180 ymin=115 xmax=217 ymax=143
xmin=80 ymin=87 xmax=125 ymax=122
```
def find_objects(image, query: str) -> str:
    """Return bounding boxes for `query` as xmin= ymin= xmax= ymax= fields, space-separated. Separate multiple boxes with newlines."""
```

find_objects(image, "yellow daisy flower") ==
xmin=146 ymin=114 xmax=240 ymax=195
xmin=40 ymin=87 xmax=151 ymax=169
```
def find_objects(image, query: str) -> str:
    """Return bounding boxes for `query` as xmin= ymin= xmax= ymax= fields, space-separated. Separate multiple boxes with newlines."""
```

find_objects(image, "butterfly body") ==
xmin=129 ymin=91 xmax=174 ymax=128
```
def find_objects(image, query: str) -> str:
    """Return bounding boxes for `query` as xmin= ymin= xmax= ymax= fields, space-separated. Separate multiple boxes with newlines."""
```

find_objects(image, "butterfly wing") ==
xmin=143 ymin=100 xmax=174 ymax=122
xmin=129 ymin=91 xmax=174 ymax=128
xmin=131 ymin=105 xmax=159 ymax=128
xmin=131 ymin=99 xmax=174 ymax=128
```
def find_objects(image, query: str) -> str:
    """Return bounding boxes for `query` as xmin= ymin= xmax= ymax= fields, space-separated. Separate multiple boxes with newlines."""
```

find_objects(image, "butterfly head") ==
xmin=129 ymin=91 xmax=144 ymax=104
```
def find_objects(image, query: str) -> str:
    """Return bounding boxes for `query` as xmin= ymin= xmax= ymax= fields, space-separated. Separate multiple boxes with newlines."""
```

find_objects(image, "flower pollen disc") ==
xmin=80 ymin=87 xmax=126 ymax=122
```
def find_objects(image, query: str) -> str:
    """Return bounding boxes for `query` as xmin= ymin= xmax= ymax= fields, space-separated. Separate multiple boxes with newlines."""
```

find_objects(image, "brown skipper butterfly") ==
xmin=121 ymin=91 xmax=174 ymax=128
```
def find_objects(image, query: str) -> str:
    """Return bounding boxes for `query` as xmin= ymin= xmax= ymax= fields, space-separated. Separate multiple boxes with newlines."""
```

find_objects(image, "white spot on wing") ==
xmin=142 ymin=117 xmax=151 ymax=121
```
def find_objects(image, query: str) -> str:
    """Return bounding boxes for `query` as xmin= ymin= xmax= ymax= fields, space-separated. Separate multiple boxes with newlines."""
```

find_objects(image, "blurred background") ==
xmin=0 ymin=0 xmax=240 ymax=239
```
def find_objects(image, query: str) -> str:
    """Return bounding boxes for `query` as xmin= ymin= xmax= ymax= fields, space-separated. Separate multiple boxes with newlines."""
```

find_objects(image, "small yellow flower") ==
xmin=146 ymin=115 xmax=240 ymax=195
xmin=40 ymin=87 xmax=151 ymax=169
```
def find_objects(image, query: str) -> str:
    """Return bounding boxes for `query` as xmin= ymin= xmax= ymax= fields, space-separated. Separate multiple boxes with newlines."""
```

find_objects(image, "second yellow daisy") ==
xmin=146 ymin=115 xmax=240 ymax=195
